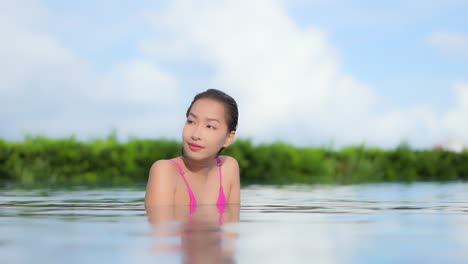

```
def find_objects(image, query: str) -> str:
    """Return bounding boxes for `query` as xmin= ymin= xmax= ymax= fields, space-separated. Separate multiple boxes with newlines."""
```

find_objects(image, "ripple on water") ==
xmin=1 ymin=183 xmax=468 ymax=264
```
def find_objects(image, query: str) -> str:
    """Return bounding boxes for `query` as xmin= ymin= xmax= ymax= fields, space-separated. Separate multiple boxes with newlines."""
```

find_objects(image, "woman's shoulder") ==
xmin=219 ymin=156 xmax=240 ymax=179
xmin=145 ymin=159 xmax=180 ymax=208
xmin=149 ymin=159 xmax=180 ymax=181
xmin=150 ymin=158 xmax=174 ymax=169
xmin=219 ymin=155 xmax=239 ymax=167
xmin=218 ymin=156 xmax=240 ymax=190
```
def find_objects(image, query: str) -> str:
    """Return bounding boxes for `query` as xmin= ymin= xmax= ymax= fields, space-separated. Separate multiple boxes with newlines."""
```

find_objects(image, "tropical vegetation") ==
xmin=1 ymin=135 xmax=467 ymax=188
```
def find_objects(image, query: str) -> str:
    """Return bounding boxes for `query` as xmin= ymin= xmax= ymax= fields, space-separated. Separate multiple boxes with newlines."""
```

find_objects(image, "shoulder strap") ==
xmin=216 ymin=156 xmax=226 ymax=205
xmin=169 ymin=159 xmax=197 ymax=206
xmin=216 ymin=156 xmax=222 ymax=167
xmin=216 ymin=157 xmax=223 ymax=182
xmin=169 ymin=159 xmax=185 ymax=175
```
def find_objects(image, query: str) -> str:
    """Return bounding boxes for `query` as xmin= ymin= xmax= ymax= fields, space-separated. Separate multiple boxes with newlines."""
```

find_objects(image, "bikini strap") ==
xmin=216 ymin=157 xmax=223 ymax=185
xmin=216 ymin=157 xmax=226 ymax=206
xmin=169 ymin=159 xmax=185 ymax=176
xmin=216 ymin=156 xmax=223 ymax=167
xmin=169 ymin=159 xmax=197 ymax=206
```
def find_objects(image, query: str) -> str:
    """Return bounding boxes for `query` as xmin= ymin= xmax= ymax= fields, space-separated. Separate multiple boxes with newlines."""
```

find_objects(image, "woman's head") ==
xmin=182 ymin=89 xmax=238 ymax=158
xmin=186 ymin=89 xmax=238 ymax=133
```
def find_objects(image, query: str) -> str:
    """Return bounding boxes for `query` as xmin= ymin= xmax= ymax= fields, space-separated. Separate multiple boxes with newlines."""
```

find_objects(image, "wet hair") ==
xmin=184 ymin=89 xmax=238 ymax=156
xmin=186 ymin=89 xmax=238 ymax=132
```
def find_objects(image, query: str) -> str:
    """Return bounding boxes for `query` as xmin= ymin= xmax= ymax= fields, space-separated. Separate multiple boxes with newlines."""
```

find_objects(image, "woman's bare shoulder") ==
xmin=150 ymin=159 xmax=173 ymax=171
xmin=219 ymin=155 xmax=240 ymax=168
xmin=148 ymin=159 xmax=179 ymax=183
xmin=145 ymin=159 xmax=179 ymax=207
xmin=219 ymin=155 xmax=240 ymax=180
xmin=219 ymin=156 xmax=241 ymax=203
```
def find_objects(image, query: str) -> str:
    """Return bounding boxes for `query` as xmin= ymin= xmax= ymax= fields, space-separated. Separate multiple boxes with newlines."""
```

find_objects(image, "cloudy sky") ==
xmin=1 ymin=0 xmax=467 ymax=149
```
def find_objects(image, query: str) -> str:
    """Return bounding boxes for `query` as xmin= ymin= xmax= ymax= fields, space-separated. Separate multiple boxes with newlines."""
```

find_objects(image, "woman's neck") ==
xmin=181 ymin=155 xmax=216 ymax=175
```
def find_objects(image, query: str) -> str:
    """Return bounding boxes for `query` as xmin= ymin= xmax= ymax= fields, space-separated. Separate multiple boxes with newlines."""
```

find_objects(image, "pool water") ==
xmin=1 ymin=182 xmax=468 ymax=264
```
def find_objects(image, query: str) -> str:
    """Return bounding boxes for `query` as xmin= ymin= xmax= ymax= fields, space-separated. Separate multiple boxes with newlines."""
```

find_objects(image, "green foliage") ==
xmin=0 ymin=135 xmax=180 ymax=188
xmin=0 ymin=135 xmax=467 ymax=188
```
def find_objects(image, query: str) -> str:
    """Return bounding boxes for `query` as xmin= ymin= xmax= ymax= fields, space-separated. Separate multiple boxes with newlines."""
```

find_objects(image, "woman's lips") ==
xmin=188 ymin=143 xmax=204 ymax=151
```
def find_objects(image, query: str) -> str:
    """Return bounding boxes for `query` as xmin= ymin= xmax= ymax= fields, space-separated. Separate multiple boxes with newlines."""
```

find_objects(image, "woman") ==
xmin=145 ymin=89 xmax=240 ymax=211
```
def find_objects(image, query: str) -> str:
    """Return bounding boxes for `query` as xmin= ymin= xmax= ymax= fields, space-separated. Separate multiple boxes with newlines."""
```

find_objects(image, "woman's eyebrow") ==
xmin=206 ymin=117 xmax=220 ymax=124
xmin=189 ymin=112 xmax=220 ymax=123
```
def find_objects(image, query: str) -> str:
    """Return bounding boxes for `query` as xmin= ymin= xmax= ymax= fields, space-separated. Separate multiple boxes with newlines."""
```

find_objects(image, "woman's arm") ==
xmin=145 ymin=160 xmax=175 ymax=209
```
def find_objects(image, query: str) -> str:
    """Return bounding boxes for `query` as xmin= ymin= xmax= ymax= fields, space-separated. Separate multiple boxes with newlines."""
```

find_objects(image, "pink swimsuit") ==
xmin=169 ymin=157 xmax=226 ymax=211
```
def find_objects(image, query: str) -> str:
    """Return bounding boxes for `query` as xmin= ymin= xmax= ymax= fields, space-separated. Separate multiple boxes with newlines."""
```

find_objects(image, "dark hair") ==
xmin=186 ymin=89 xmax=238 ymax=132
xmin=184 ymin=89 xmax=238 ymax=156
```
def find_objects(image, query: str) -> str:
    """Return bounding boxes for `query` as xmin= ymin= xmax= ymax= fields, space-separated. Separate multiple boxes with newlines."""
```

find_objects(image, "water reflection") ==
xmin=146 ymin=204 xmax=240 ymax=264
xmin=2 ymin=184 xmax=467 ymax=264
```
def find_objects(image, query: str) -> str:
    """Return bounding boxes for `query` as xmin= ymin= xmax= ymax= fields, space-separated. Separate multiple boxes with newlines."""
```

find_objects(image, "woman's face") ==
xmin=183 ymin=98 xmax=235 ymax=160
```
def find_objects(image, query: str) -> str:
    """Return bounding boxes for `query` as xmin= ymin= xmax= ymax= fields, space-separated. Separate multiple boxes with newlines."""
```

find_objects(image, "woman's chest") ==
xmin=173 ymin=173 xmax=227 ymax=205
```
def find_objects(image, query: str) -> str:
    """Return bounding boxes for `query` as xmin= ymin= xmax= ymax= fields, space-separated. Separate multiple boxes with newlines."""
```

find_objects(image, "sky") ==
xmin=1 ymin=0 xmax=467 ymax=149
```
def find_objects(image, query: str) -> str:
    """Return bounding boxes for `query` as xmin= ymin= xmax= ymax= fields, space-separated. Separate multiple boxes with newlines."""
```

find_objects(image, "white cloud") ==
xmin=0 ymin=0 xmax=181 ymax=140
xmin=362 ymin=105 xmax=444 ymax=148
xmin=98 ymin=60 xmax=179 ymax=105
xmin=140 ymin=0 xmax=381 ymax=145
xmin=1 ymin=0 xmax=467 ymax=149
xmin=426 ymin=31 xmax=468 ymax=61
xmin=140 ymin=0 xmax=453 ymax=148
xmin=443 ymin=82 xmax=468 ymax=142
xmin=0 ymin=0 xmax=97 ymax=116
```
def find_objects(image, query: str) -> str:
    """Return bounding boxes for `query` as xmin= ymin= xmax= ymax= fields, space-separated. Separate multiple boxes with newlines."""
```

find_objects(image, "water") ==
xmin=1 ymin=182 xmax=468 ymax=264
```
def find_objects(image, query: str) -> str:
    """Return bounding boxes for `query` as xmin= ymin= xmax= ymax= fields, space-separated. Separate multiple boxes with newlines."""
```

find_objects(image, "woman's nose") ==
xmin=191 ymin=125 xmax=201 ymax=140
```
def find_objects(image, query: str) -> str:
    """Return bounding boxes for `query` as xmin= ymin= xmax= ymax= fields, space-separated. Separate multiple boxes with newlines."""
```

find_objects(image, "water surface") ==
xmin=1 ymin=182 xmax=467 ymax=263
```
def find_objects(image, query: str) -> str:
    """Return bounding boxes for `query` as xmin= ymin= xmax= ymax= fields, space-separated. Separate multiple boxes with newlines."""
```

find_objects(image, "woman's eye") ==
xmin=186 ymin=120 xmax=194 ymax=124
xmin=207 ymin=125 xmax=216 ymax=129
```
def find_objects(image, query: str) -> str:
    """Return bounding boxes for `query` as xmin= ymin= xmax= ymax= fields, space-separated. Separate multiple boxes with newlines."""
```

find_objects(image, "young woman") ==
xmin=145 ymin=89 xmax=240 ymax=210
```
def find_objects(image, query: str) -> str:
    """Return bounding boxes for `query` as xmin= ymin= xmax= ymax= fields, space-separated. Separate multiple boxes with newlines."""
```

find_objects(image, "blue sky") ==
xmin=1 ymin=0 xmax=467 ymax=149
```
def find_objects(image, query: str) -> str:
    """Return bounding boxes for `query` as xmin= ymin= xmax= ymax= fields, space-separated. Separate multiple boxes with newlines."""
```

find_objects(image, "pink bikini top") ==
xmin=169 ymin=157 xmax=226 ymax=215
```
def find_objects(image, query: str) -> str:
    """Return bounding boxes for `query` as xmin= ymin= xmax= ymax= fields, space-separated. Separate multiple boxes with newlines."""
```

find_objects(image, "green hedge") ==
xmin=0 ymin=136 xmax=467 ymax=187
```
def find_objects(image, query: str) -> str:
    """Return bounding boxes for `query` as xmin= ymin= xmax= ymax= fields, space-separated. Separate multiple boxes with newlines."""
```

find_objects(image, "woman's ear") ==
xmin=223 ymin=131 xmax=236 ymax=148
